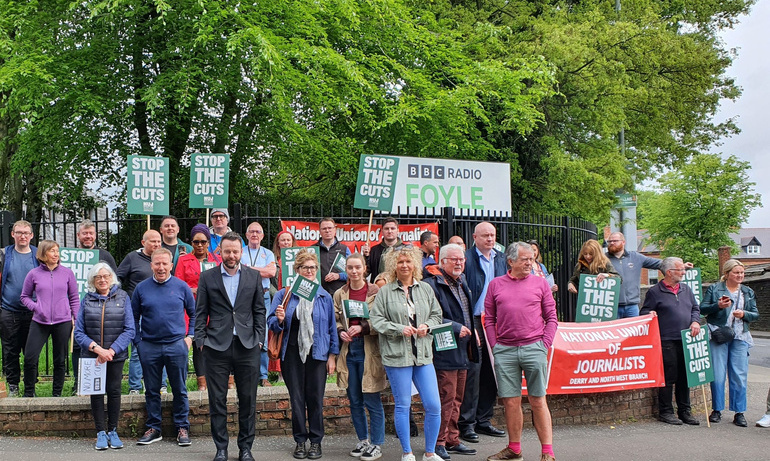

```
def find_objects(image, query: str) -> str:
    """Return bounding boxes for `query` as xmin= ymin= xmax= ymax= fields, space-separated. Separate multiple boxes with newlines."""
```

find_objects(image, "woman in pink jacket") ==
xmin=20 ymin=239 xmax=80 ymax=397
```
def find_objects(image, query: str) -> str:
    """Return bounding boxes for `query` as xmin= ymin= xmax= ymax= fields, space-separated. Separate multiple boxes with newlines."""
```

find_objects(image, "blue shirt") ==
xmin=221 ymin=264 xmax=242 ymax=335
xmin=1 ymin=249 xmax=36 ymax=312
xmin=473 ymin=248 xmax=496 ymax=316
xmin=240 ymin=245 xmax=275 ymax=290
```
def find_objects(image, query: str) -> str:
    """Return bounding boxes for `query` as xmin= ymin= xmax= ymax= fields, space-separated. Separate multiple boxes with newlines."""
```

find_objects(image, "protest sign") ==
xmin=280 ymin=220 xmax=439 ymax=254
xmin=575 ymin=274 xmax=620 ymax=323
xmin=354 ymin=155 xmax=400 ymax=211
xmin=541 ymin=314 xmax=665 ymax=394
xmin=390 ymin=156 xmax=511 ymax=215
xmin=201 ymin=261 xmax=217 ymax=272
xmin=290 ymin=274 xmax=320 ymax=302
xmin=431 ymin=323 xmax=457 ymax=352
xmin=681 ymin=267 xmax=703 ymax=304
xmin=281 ymin=246 xmax=320 ymax=288
xmin=78 ymin=357 xmax=107 ymax=396
xmin=682 ymin=327 xmax=714 ymax=387
xmin=127 ymin=155 xmax=170 ymax=215
xmin=343 ymin=300 xmax=369 ymax=319
xmin=59 ymin=248 xmax=99 ymax=299
xmin=330 ymin=253 xmax=347 ymax=274
xmin=189 ymin=153 xmax=230 ymax=208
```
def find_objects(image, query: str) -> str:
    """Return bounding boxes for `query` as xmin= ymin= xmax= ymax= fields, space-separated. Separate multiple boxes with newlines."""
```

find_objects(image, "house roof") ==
xmin=730 ymin=228 xmax=770 ymax=259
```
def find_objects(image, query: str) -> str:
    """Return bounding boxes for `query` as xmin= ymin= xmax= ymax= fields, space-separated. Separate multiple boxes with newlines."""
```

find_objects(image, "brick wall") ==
xmin=0 ymin=384 xmax=709 ymax=437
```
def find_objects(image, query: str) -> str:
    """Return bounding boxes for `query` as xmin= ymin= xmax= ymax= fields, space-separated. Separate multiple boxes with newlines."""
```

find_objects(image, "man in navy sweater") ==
xmin=132 ymin=248 xmax=196 ymax=447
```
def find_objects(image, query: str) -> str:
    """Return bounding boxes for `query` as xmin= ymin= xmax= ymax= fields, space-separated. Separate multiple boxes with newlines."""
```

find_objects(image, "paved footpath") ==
xmin=2 ymin=365 xmax=770 ymax=461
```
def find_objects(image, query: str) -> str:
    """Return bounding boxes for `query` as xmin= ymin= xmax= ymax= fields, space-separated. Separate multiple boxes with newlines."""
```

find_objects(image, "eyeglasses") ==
xmin=392 ymin=244 xmax=414 ymax=251
xmin=297 ymin=265 xmax=318 ymax=271
xmin=246 ymin=230 xmax=263 ymax=234
xmin=192 ymin=240 xmax=209 ymax=245
xmin=13 ymin=231 xmax=32 ymax=237
xmin=444 ymin=257 xmax=466 ymax=264
xmin=606 ymin=240 xmax=622 ymax=244
xmin=211 ymin=215 xmax=227 ymax=220
xmin=669 ymin=268 xmax=686 ymax=272
xmin=93 ymin=274 xmax=112 ymax=281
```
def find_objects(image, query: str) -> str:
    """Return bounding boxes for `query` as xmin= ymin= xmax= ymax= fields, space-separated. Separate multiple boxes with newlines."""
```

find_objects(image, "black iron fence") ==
xmin=1 ymin=204 xmax=596 ymax=376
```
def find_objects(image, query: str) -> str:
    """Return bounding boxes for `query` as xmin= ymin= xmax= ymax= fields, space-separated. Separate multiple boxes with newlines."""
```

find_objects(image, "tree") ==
xmin=641 ymin=153 xmax=761 ymax=280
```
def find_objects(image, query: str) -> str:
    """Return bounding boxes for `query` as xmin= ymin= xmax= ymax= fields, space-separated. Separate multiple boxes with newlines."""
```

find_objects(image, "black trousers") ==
xmin=659 ymin=340 xmax=691 ymax=416
xmin=91 ymin=360 xmax=125 ymax=432
xmin=193 ymin=344 xmax=206 ymax=377
xmin=0 ymin=309 xmax=32 ymax=386
xmin=282 ymin=345 xmax=327 ymax=444
xmin=24 ymin=320 xmax=71 ymax=397
xmin=459 ymin=316 xmax=497 ymax=432
xmin=205 ymin=337 xmax=260 ymax=450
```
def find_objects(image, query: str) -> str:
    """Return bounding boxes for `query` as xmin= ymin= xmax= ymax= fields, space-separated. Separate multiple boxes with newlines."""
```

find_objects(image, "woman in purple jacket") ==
xmin=20 ymin=240 xmax=80 ymax=397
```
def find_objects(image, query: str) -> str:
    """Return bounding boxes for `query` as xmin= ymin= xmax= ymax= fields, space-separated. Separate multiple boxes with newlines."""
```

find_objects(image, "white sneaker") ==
xmin=350 ymin=440 xmax=370 ymax=457
xmin=423 ymin=453 xmax=443 ymax=461
xmin=756 ymin=414 xmax=770 ymax=427
xmin=402 ymin=453 xmax=416 ymax=461
xmin=360 ymin=445 xmax=382 ymax=461
xmin=160 ymin=386 xmax=168 ymax=395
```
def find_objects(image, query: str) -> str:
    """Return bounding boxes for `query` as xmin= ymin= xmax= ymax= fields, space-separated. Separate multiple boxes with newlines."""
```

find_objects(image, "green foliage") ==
xmin=642 ymin=153 xmax=761 ymax=280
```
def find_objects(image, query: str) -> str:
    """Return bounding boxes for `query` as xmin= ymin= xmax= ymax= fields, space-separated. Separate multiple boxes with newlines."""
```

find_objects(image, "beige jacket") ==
xmin=334 ymin=282 xmax=388 ymax=393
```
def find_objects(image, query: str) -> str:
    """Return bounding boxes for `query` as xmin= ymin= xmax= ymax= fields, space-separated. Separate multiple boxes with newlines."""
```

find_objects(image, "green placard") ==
xmin=200 ymin=261 xmax=217 ymax=272
xmin=575 ymin=274 xmax=620 ymax=323
xmin=59 ymin=248 xmax=99 ymax=299
xmin=331 ymin=253 xmax=347 ymax=273
xmin=615 ymin=193 xmax=637 ymax=208
xmin=431 ymin=323 xmax=457 ymax=351
xmin=494 ymin=242 xmax=506 ymax=254
xmin=344 ymin=299 xmax=369 ymax=319
xmin=354 ymin=154 xmax=399 ymax=211
xmin=681 ymin=267 xmax=703 ymax=305
xmin=127 ymin=155 xmax=170 ymax=215
xmin=281 ymin=246 xmax=321 ymax=288
xmin=189 ymin=153 xmax=230 ymax=208
xmin=290 ymin=275 xmax=320 ymax=302
xmin=682 ymin=327 xmax=714 ymax=387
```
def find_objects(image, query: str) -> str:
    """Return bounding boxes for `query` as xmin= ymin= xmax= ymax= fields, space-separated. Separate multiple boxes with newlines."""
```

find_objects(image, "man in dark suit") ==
xmin=195 ymin=232 xmax=266 ymax=461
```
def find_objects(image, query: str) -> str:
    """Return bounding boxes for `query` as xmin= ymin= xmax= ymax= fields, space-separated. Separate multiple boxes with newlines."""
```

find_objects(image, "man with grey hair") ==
xmin=424 ymin=243 xmax=479 ymax=459
xmin=77 ymin=219 xmax=118 ymax=272
xmin=485 ymin=242 xmax=558 ymax=461
xmin=641 ymin=257 xmax=701 ymax=426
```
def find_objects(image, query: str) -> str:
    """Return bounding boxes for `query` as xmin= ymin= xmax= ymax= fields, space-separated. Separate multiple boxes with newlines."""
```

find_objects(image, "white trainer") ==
xmin=756 ymin=414 xmax=770 ymax=427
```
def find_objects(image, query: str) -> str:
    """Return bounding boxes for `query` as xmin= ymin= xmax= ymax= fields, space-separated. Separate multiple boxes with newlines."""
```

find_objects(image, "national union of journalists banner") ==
xmin=542 ymin=314 xmax=665 ymax=394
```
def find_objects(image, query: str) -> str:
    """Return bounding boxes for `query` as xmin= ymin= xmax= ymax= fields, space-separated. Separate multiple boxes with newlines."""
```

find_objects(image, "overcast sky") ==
xmin=713 ymin=1 xmax=769 ymax=228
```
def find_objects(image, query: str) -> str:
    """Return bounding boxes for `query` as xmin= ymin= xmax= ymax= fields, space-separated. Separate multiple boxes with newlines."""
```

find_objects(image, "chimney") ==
xmin=717 ymin=246 xmax=732 ymax=278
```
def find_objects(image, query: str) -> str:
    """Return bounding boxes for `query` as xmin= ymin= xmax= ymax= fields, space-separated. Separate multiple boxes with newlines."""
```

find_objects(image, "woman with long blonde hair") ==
xmin=567 ymin=239 xmax=619 ymax=294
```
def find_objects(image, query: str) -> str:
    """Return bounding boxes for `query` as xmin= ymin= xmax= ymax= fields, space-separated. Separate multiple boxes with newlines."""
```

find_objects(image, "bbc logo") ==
xmin=408 ymin=164 xmax=445 ymax=179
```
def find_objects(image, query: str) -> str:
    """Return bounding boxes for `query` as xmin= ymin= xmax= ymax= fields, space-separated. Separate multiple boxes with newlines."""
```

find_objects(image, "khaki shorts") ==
xmin=493 ymin=341 xmax=549 ymax=397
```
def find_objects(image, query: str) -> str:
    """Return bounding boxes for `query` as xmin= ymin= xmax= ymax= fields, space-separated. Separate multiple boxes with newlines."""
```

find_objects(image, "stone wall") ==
xmin=0 ymin=384 xmax=709 ymax=437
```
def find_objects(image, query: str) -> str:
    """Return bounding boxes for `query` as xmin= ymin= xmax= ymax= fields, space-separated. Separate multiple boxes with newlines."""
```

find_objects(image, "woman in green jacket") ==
xmin=371 ymin=246 xmax=443 ymax=461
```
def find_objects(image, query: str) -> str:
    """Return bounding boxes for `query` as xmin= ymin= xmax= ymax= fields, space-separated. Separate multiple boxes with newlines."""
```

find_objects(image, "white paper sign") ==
xmin=78 ymin=357 xmax=107 ymax=395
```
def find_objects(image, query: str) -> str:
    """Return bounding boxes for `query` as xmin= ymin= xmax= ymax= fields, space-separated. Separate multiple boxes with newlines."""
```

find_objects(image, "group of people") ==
xmin=0 ymin=216 xmax=766 ymax=461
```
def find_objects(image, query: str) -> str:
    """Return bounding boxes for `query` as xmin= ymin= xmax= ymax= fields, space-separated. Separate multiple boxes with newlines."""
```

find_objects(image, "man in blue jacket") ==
xmin=459 ymin=222 xmax=508 ymax=443
xmin=132 ymin=248 xmax=196 ymax=447
xmin=0 ymin=220 xmax=39 ymax=397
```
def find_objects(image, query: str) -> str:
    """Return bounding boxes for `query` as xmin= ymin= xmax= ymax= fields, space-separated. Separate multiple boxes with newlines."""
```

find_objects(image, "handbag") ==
xmin=267 ymin=287 xmax=293 ymax=360
xmin=711 ymin=326 xmax=735 ymax=344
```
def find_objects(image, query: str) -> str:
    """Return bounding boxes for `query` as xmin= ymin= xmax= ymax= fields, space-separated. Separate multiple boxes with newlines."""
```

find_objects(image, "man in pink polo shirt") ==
xmin=484 ymin=242 xmax=558 ymax=461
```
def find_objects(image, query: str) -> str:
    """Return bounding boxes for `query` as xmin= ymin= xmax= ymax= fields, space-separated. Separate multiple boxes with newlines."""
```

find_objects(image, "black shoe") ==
xmin=213 ymin=449 xmax=228 ymax=461
xmin=460 ymin=431 xmax=479 ymax=443
xmin=709 ymin=410 xmax=721 ymax=423
xmin=308 ymin=442 xmax=322 ymax=459
xmin=476 ymin=425 xmax=506 ymax=437
xmin=658 ymin=413 xmax=683 ymax=425
xmin=435 ymin=445 xmax=451 ymax=460
xmin=137 ymin=428 xmax=163 ymax=444
xmin=239 ymin=448 xmax=255 ymax=461
xmin=734 ymin=413 xmax=748 ymax=427
xmin=293 ymin=442 xmax=308 ymax=459
xmin=177 ymin=428 xmax=191 ymax=446
xmin=679 ymin=413 xmax=700 ymax=426
xmin=410 ymin=422 xmax=419 ymax=437
xmin=447 ymin=443 xmax=477 ymax=455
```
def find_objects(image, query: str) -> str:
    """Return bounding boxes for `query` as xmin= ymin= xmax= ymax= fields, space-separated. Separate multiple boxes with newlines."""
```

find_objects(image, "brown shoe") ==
xmin=228 ymin=375 xmax=235 ymax=389
xmin=486 ymin=447 xmax=523 ymax=461
xmin=197 ymin=376 xmax=207 ymax=391
xmin=539 ymin=454 xmax=555 ymax=461
xmin=261 ymin=379 xmax=272 ymax=387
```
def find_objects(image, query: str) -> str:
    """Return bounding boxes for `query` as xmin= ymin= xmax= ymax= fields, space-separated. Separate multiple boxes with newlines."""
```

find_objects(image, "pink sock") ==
xmin=508 ymin=442 xmax=521 ymax=453
xmin=542 ymin=444 xmax=554 ymax=456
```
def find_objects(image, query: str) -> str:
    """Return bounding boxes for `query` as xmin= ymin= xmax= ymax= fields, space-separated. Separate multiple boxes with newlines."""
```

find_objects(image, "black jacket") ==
xmin=424 ymin=271 xmax=479 ymax=370
xmin=463 ymin=246 xmax=508 ymax=311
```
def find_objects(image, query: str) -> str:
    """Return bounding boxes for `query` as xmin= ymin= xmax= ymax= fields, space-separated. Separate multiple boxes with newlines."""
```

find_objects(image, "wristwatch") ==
xmin=90 ymin=344 xmax=97 ymax=352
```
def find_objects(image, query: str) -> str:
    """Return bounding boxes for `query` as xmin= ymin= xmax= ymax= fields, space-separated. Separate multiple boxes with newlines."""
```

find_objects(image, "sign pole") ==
xmin=365 ymin=210 xmax=374 ymax=247
xmin=146 ymin=215 xmax=150 ymax=231
xmin=702 ymin=386 xmax=710 ymax=428
xmin=206 ymin=208 xmax=211 ymax=227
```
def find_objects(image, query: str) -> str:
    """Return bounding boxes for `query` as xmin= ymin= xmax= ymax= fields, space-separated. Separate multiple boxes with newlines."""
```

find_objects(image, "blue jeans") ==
xmin=129 ymin=344 xmax=169 ymax=391
xmin=617 ymin=304 xmax=639 ymax=319
xmin=385 ymin=363 xmax=441 ymax=454
xmin=137 ymin=339 xmax=190 ymax=430
xmin=347 ymin=338 xmax=385 ymax=445
xmin=710 ymin=338 xmax=749 ymax=412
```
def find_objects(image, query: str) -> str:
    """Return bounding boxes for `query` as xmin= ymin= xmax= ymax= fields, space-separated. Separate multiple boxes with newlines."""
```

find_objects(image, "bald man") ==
xmin=117 ymin=229 xmax=163 ymax=394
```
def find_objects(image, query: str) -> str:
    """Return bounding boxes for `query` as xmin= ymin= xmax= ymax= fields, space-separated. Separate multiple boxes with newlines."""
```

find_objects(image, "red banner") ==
xmin=544 ymin=314 xmax=665 ymax=394
xmin=280 ymin=220 xmax=439 ymax=254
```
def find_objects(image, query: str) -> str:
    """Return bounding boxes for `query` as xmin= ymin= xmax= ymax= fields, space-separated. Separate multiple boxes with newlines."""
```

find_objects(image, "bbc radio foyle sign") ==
xmin=354 ymin=155 xmax=512 ymax=215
